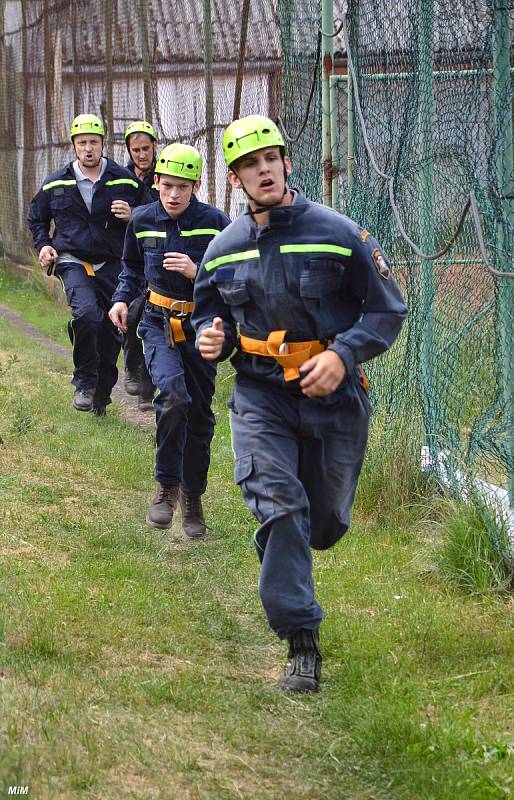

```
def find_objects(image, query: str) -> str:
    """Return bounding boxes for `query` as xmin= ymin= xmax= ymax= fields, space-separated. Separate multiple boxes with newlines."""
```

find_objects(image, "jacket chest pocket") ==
xmin=49 ymin=190 xmax=73 ymax=212
xmin=144 ymin=249 xmax=165 ymax=271
xmin=299 ymin=258 xmax=344 ymax=299
xmin=214 ymin=266 xmax=250 ymax=306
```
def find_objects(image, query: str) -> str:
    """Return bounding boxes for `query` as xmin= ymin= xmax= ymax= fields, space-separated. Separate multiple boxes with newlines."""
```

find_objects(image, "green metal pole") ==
xmin=417 ymin=0 xmax=437 ymax=462
xmin=492 ymin=1 xmax=514 ymax=514
xmin=347 ymin=68 xmax=354 ymax=190
xmin=332 ymin=68 xmax=514 ymax=82
xmin=321 ymin=0 xmax=333 ymax=206
xmin=329 ymin=75 xmax=339 ymax=210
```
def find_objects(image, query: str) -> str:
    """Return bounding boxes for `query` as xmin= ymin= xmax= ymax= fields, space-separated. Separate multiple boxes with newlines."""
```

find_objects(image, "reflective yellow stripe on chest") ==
xmin=204 ymin=250 xmax=260 ymax=272
xmin=279 ymin=244 xmax=352 ymax=257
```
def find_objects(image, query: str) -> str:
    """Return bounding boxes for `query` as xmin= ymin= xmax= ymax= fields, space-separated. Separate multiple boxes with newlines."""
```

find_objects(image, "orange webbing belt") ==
xmin=239 ymin=330 xmax=370 ymax=389
xmin=239 ymin=330 xmax=330 ymax=381
xmin=148 ymin=290 xmax=194 ymax=344
xmin=82 ymin=261 xmax=95 ymax=276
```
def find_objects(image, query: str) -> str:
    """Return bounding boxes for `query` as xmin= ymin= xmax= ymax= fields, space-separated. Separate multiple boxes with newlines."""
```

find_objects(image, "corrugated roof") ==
xmin=20 ymin=0 xmax=281 ymax=67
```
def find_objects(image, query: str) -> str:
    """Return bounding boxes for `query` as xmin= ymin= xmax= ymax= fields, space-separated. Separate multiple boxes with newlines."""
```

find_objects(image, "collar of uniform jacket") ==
xmin=154 ymin=192 xmax=200 ymax=224
xmin=60 ymin=158 xmax=139 ymax=183
xmin=244 ymin=188 xmax=304 ymax=232
xmin=127 ymin=158 xmax=157 ymax=185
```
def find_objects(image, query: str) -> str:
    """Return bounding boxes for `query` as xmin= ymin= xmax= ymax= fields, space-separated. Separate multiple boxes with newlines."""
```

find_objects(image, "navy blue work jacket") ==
xmin=113 ymin=194 xmax=231 ymax=305
xmin=192 ymin=190 xmax=408 ymax=389
xmin=27 ymin=159 xmax=151 ymax=262
xmin=126 ymin=159 xmax=160 ymax=201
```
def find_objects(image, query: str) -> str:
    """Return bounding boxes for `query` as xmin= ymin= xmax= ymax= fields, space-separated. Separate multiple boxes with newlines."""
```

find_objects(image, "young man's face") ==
xmin=128 ymin=133 xmax=157 ymax=173
xmin=155 ymin=174 xmax=200 ymax=218
xmin=228 ymin=146 xmax=292 ymax=207
xmin=73 ymin=135 xmax=103 ymax=169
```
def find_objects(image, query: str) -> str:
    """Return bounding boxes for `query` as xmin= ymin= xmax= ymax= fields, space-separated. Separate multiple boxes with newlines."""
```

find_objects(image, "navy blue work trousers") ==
xmin=138 ymin=309 xmax=216 ymax=494
xmin=56 ymin=259 xmax=122 ymax=406
xmin=122 ymin=295 xmax=154 ymax=398
xmin=230 ymin=377 xmax=370 ymax=639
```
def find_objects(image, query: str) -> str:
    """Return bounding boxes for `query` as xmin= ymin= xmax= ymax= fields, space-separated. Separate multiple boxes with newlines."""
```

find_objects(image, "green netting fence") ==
xmin=280 ymin=0 xmax=514 ymax=544
xmin=0 ymin=0 xmax=512 ymax=542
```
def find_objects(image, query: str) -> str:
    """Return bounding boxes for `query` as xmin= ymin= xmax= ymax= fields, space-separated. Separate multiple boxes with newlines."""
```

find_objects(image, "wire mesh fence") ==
xmin=0 ymin=0 xmax=281 ymax=260
xmin=0 ymin=0 xmax=512 ymax=540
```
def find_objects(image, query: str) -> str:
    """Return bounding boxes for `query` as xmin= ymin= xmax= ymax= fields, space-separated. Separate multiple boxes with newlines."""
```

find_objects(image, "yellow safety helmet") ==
xmin=223 ymin=115 xmax=284 ymax=167
xmin=70 ymin=114 xmax=105 ymax=139
xmin=155 ymin=143 xmax=202 ymax=181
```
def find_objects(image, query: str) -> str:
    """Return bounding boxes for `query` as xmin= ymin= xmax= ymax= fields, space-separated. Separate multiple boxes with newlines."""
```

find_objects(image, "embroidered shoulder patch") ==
xmin=371 ymin=248 xmax=391 ymax=280
xmin=360 ymin=229 xmax=370 ymax=242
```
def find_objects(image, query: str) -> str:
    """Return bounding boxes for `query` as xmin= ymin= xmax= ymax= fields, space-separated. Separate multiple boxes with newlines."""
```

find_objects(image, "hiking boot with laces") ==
xmin=280 ymin=629 xmax=322 ymax=693
xmin=73 ymin=388 xmax=95 ymax=412
xmin=146 ymin=484 xmax=179 ymax=529
xmin=179 ymin=490 xmax=206 ymax=539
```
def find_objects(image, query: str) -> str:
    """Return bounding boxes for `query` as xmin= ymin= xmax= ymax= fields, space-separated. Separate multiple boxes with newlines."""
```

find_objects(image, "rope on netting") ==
xmin=276 ymin=16 xmax=345 ymax=144
xmin=341 ymin=12 xmax=514 ymax=279
xmin=276 ymin=30 xmax=322 ymax=144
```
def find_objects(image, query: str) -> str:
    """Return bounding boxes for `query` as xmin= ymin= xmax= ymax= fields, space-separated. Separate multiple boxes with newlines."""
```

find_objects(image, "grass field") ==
xmin=1 ymin=267 xmax=513 ymax=799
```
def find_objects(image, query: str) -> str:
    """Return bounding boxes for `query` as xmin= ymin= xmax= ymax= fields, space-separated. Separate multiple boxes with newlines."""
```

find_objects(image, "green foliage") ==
xmin=355 ymin=412 xmax=433 ymax=527
xmin=429 ymin=495 xmax=514 ymax=594
xmin=1 ymin=290 xmax=514 ymax=799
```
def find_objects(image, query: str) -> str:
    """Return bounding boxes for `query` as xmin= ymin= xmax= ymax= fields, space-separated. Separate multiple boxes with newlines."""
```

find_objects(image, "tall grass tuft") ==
xmin=429 ymin=494 xmax=514 ymax=594
xmin=355 ymin=412 xmax=433 ymax=527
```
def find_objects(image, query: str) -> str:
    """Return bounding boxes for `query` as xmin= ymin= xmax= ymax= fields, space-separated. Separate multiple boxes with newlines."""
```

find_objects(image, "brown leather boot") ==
xmin=280 ymin=629 xmax=322 ymax=693
xmin=146 ymin=484 xmax=179 ymax=529
xmin=178 ymin=490 xmax=206 ymax=539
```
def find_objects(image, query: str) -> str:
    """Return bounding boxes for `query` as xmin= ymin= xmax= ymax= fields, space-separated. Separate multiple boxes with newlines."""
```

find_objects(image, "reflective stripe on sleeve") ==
xmin=105 ymin=178 xmax=139 ymax=189
xmin=279 ymin=244 xmax=352 ymax=257
xmin=180 ymin=229 xmax=221 ymax=237
xmin=204 ymin=249 xmax=260 ymax=272
xmin=135 ymin=230 xmax=167 ymax=239
xmin=42 ymin=179 xmax=77 ymax=191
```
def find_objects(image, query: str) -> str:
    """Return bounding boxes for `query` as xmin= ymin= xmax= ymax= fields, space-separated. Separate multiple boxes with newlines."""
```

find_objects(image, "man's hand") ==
xmin=163 ymin=252 xmax=198 ymax=281
xmin=299 ymin=350 xmax=346 ymax=397
xmin=109 ymin=302 xmax=129 ymax=333
xmin=38 ymin=245 xmax=58 ymax=271
xmin=111 ymin=200 xmax=132 ymax=221
xmin=198 ymin=317 xmax=225 ymax=361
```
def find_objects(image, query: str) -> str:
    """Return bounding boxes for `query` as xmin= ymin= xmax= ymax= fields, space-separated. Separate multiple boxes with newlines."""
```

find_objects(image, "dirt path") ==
xmin=0 ymin=303 xmax=155 ymax=430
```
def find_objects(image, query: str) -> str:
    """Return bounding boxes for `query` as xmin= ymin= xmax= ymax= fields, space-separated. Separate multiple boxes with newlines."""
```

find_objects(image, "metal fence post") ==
xmin=321 ymin=0 xmax=333 ymax=206
xmin=493 ymin=1 xmax=514 ymax=517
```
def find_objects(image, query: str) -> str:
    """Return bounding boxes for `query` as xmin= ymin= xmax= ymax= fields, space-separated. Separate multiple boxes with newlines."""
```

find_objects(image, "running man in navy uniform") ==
xmin=109 ymin=143 xmax=230 ymax=538
xmin=28 ymin=113 xmax=150 ymax=415
xmin=122 ymin=120 xmax=160 ymax=409
xmin=193 ymin=115 xmax=408 ymax=692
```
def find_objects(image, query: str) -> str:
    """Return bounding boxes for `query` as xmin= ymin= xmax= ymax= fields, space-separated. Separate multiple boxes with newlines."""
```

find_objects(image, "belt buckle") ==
xmin=169 ymin=299 xmax=189 ymax=319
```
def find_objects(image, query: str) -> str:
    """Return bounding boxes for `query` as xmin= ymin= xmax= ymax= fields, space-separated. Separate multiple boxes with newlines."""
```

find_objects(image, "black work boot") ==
xmin=280 ymin=629 xmax=322 ymax=693
xmin=146 ymin=484 xmax=179 ymax=529
xmin=146 ymin=483 xmax=178 ymax=528
xmin=124 ymin=370 xmax=141 ymax=396
xmin=138 ymin=395 xmax=154 ymax=412
xmin=73 ymin=388 xmax=95 ymax=412
xmin=178 ymin=490 xmax=206 ymax=539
